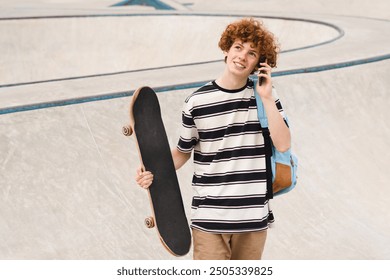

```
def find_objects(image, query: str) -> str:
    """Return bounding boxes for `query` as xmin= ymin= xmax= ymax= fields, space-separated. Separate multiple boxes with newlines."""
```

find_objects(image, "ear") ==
xmin=223 ymin=51 xmax=228 ymax=63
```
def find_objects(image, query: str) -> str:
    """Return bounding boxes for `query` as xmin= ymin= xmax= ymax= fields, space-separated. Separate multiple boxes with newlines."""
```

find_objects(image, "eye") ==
xmin=249 ymin=52 xmax=257 ymax=57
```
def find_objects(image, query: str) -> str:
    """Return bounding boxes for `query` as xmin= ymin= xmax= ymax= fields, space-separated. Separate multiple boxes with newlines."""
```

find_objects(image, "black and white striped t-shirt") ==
xmin=177 ymin=79 xmax=285 ymax=233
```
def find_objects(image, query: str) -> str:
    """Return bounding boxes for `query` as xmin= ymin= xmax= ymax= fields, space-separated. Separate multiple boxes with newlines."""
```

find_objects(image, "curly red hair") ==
xmin=218 ymin=18 xmax=279 ymax=72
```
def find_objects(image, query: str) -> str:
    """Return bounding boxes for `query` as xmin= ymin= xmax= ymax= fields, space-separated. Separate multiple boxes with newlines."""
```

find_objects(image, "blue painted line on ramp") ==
xmin=1 ymin=54 xmax=389 ymax=115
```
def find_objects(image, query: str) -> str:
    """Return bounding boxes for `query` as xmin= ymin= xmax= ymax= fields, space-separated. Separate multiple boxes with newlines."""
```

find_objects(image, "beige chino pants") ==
xmin=192 ymin=228 xmax=267 ymax=260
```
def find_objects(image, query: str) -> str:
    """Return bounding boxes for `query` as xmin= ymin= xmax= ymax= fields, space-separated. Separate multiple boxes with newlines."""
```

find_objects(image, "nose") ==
xmin=237 ymin=52 xmax=246 ymax=61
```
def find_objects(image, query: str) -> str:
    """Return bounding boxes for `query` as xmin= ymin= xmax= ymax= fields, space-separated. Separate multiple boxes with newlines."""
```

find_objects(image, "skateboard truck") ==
xmin=123 ymin=124 xmax=155 ymax=229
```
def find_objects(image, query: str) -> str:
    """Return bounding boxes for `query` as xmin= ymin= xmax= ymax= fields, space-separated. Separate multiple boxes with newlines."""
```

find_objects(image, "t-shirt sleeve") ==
xmin=272 ymin=87 xmax=289 ymax=126
xmin=177 ymin=98 xmax=199 ymax=153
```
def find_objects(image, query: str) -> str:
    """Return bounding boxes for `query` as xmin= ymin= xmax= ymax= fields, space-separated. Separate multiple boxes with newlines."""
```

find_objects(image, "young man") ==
xmin=136 ymin=18 xmax=291 ymax=259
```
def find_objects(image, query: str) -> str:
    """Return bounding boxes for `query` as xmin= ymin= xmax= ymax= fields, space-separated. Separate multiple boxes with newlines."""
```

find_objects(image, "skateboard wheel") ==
xmin=144 ymin=217 xmax=155 ymax=228
xmin=122 ymin=125 xmax=133 ymax=136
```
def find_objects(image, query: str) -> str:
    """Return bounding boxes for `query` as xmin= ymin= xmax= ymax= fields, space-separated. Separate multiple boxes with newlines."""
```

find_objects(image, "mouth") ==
xmin=233 ymin=61 xmax=246 ymax=69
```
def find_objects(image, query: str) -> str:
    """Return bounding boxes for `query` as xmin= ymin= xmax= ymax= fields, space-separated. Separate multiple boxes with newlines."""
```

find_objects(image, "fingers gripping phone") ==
xmin=258 ymin=55 xmax=267 ymax=86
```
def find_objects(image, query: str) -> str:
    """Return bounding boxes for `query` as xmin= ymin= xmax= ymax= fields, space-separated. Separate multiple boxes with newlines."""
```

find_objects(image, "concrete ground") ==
xmin=0 ymin=0 xmax=389 ymax=260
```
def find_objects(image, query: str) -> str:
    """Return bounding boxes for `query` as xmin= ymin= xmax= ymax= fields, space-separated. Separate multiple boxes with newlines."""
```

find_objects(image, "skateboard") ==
xmin=122 ymin=86 xmax=191 ymax=257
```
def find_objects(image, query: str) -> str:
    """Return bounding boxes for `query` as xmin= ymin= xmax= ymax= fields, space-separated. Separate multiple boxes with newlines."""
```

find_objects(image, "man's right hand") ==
xmin=135 ymin=167 xmax=154 ymax=189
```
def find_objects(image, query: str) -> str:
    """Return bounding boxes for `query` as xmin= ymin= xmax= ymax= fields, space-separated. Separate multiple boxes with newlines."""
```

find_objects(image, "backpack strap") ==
xmin=253 ymin=81 xmax=274 ymax=199
xmin=255 ymin=92 xmax=269 ymax=128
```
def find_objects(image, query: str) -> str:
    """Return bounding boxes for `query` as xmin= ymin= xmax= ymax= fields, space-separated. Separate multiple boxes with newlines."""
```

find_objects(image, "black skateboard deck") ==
xmin=123 ymin=86 xmax=191 ymax=257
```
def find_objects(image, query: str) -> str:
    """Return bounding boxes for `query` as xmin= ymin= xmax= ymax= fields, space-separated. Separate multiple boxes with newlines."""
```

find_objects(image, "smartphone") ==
xmin=258 ymin=55 xmax=267 ymax=86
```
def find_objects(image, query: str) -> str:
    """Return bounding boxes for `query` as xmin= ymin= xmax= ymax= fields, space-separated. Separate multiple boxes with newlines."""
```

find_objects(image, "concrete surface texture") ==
xmin=0 ymin=0 xmax=389 ymax=260
xmin=0 ymin=16 xmax=339 ymax=85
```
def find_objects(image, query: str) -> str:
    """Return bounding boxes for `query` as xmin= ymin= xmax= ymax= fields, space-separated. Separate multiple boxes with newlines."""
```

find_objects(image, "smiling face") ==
xmin=224 ymin=40 xmax=260 ymax=79
xmin=218 ymin=17 xmax=279 ymax=69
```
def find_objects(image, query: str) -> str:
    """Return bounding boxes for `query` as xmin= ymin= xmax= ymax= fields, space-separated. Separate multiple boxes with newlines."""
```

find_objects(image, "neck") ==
xmin=215 ymin=69 xmax=248 ymax=90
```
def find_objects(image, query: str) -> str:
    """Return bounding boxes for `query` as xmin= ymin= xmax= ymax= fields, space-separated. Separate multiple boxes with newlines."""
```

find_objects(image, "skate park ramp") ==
xmin=0 ymin=0 xmax=390 ymax=260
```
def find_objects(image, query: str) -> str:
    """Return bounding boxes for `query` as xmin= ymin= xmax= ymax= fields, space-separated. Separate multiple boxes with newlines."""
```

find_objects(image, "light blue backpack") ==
xmin=254 ymin=85 xmax=298 ymax=198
